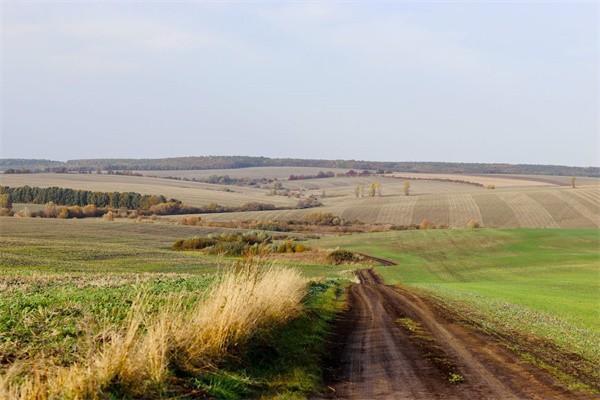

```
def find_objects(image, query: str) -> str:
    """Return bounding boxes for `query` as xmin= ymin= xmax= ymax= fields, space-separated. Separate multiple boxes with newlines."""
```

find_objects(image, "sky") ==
xmin=1 ymin=1 xmax=598 ymax=167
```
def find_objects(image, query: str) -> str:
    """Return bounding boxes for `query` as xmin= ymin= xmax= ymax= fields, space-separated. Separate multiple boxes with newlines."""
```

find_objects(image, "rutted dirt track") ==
xmin=320 ymin=269 xmax=587 ymax=400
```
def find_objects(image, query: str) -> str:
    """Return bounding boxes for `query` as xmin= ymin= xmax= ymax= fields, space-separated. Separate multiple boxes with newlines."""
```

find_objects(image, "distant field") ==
xmin=0 ymin=173 xmax=297 ymax=207
xmin=315 ymin=229 xmax=600 ymax=366
xmin=138 ymin=166 xmax=347 ymax=180
xmin=385 ymin=172 xmax=556 ymax=187
xmin=3 ymin=171 xmax=599 ymax=228
xmin=199 ymin=186 xmax=600 ymax=228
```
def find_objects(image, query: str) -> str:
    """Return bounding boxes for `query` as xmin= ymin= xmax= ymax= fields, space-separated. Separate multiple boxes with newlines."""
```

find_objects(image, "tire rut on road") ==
xmin=318 ymin=269 xmax=588 ymax=400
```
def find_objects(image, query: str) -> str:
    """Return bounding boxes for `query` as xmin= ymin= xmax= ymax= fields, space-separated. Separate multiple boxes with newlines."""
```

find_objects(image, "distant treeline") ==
xmin=1 ymin=185 xmax=169 ymax=209
xmin=288 ymin=171 xmax=335 ymax=180
xmin=2 ymin=156 xmax=598 ymax=177
xmin=1 ymin=185 xmax=319 ymax=216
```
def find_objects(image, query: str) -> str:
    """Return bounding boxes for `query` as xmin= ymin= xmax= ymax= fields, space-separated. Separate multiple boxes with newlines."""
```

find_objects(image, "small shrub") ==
xmin=303 ymin=212 xmax=342 ymax=226
xmin=180 ymin=216 xmax=202 ymax=226
xmin=103 ymin=211 xmax=114 ymax=221
xmin=16 ymin=207 xmax=32 ymax=218
xmin=466 ymin=219 xmax=480 ymax=229
xmin=57 ymin=208 xmax=70 ymax=219
xmin=296 ymin=195 xmax=322 ymax=209
xmin=419 ymin=219 xmax=435 ymax=230
xmin=486 ymin=184 xmax=496 ymax=190
xmin=82 ymin=204 xmax=100 ymax=217
xmin=327 ymin=249 xmax=358 ymax=265
xmin=0 ymin=193 xmax=13 ymax=209
xmin=44 ymin=202 xmax=59 ymax=218
xmin=0 ymin=208 xmax=13 ymax=216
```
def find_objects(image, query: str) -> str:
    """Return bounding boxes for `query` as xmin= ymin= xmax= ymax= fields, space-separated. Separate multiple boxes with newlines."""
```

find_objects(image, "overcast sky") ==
xmin=1 ymin=1 xmax=598 ymax=166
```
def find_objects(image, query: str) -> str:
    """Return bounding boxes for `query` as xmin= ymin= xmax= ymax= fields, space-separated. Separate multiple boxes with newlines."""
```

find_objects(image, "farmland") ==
xmin=3 ymin=171 xmax=598 ymax=228
xmin=1 ymin=216 xmax=599 ymax=397
xmin=1 ymin=167 xmax=599 ymax=398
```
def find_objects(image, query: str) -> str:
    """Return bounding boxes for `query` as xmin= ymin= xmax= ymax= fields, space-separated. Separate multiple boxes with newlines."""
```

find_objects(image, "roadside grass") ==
xmin=194 ymin=280 xmax=345 ymax=399
xmin=0 ymin=273 xmax=214 ymax=367
xmin=0 ymin=264 xmax=311 ymax=399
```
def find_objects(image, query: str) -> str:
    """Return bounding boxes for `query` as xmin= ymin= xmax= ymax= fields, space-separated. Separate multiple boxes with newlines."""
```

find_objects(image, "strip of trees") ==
xmin=0 ymin=185 xmax=322 ymax=218
xmin=0 ymin=186 xmax=168 ymax=209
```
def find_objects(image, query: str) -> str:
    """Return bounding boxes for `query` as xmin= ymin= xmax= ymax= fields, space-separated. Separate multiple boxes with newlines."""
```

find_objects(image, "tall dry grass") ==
xmin=0 ymin=264 xmax=306 ymax=400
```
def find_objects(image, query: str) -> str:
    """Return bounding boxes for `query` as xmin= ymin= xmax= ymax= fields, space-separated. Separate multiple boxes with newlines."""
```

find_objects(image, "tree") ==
xmin=355 ymin=185 xmax=360 ymax=198
xmin=571 ymin=176 xmax=576 ymax=189
xmin=403 ymin=181 xmax=410 ymax=196
xmin=0 ymin=193 xmax=12 ymax=209
xmin=369 ymin=183 xmax=377 ymax=197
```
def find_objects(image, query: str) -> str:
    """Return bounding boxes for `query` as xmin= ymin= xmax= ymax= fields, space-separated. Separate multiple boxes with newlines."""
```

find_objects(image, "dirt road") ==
xmin=321 ymin=269 xmax=586 ymax=400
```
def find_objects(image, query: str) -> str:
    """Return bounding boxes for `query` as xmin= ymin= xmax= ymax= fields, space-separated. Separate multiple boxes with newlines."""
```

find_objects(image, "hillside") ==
xmin=3 ymin=171 xmax=597 ymax=228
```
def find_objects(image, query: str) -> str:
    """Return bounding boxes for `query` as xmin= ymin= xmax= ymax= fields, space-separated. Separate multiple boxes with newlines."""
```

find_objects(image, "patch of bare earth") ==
xmin=318 ymin=269 xmax=592 ymax=399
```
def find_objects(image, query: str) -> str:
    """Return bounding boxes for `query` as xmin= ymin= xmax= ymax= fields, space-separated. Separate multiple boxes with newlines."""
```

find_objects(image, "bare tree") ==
xmin=403 ymin=181 xmax=410 ymax=196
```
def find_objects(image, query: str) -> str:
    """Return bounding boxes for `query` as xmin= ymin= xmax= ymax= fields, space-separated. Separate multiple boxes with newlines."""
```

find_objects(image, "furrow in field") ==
xmin=340 ymin=203 xmax=382 ymax=223
xmin=552 ymin=191 xmax=600 ymax=227
xmin=526 ymin=192 xmax=597 ymax=228
xmin=448 ymin=193 xmax=483 ymax=228
xmin=411 ymin=195 xmax=450 ymax=226
xmin=570 ymin=189 xmax=600 ymax=211
xmin=496 ymin=192 xmax=559 ymax=228
xmin=472 ymin=193 xmax=519 ymax=228
xmin=374 ymin=197 xmax=418 ymax=225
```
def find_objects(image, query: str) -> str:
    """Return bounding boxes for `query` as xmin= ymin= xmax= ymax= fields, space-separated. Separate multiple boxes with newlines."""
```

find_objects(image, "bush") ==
xmin=327 ymin=249 xmax=359 ymax=265
xmin=103 ymin=211 xmax=114 ymax=221
xmin=172 ymin=237 xmax=218 ymax=251
xmin=419 ymin=219 xmax=435 ymax=230
xmin=0 ymin=193 xmax=12 ymax=209
xmin=57 ymin=208 xmax=70 ymax=219
xmin=180 ymin=216 xmax=202 ymax=226
xmin=466 ymin=219 xmax=481 ymax=229
xmin=16 ymin=207 xmax=32 ymax=218
xmin=0 ymin=208 xmax=13 ymax=216
xmin=303 ymin=212 xmax=342 ymax=226
xmin=296 ymin=195 xmax=322 ymax=209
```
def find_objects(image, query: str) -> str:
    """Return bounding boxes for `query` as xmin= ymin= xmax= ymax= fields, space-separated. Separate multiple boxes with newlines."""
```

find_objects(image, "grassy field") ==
xmin=3 ymin=172 xmax=599 ymax=228
xmin=316 ymin=229 xmax=600 ymax=365
xmin=1 ymin=215 xmax=598 ymax=395
xmin=0 ymin=217 xmax=350 ymax=399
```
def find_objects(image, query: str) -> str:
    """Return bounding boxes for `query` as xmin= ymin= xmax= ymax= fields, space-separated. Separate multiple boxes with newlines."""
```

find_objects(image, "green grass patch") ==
xmin=194 ymin=280 xmax=345 ymax=399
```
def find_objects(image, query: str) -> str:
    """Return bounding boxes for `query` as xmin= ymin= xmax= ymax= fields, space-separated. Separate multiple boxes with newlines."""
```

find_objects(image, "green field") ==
xmin=1 ymin=217 xmax=599 ymax=396
xmin=316 ymin=229 xmax=600 ymax=363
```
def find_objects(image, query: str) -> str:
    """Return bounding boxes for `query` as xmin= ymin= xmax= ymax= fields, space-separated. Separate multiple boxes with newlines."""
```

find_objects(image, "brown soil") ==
xmin=319 ymin=269 xmax=593 ymax=399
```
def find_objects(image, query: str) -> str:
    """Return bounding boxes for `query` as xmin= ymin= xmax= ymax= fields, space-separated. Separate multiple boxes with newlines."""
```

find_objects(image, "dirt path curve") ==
xmin=319 ymin=269 xmax=585 ymax=400
xmin=355 ymin=253 xmax=397 ymax=266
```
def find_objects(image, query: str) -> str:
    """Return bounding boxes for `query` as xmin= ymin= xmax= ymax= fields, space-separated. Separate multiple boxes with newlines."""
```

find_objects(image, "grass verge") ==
xmin=194 ymin=279 xmax=346 ymax=399
xmin=0 ymin=264 xmax=309 ymax=399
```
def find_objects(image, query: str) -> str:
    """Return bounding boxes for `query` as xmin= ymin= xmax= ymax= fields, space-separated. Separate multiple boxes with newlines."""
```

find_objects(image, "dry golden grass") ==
xmin=0 ymin=264 xmax=306 ymax=400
